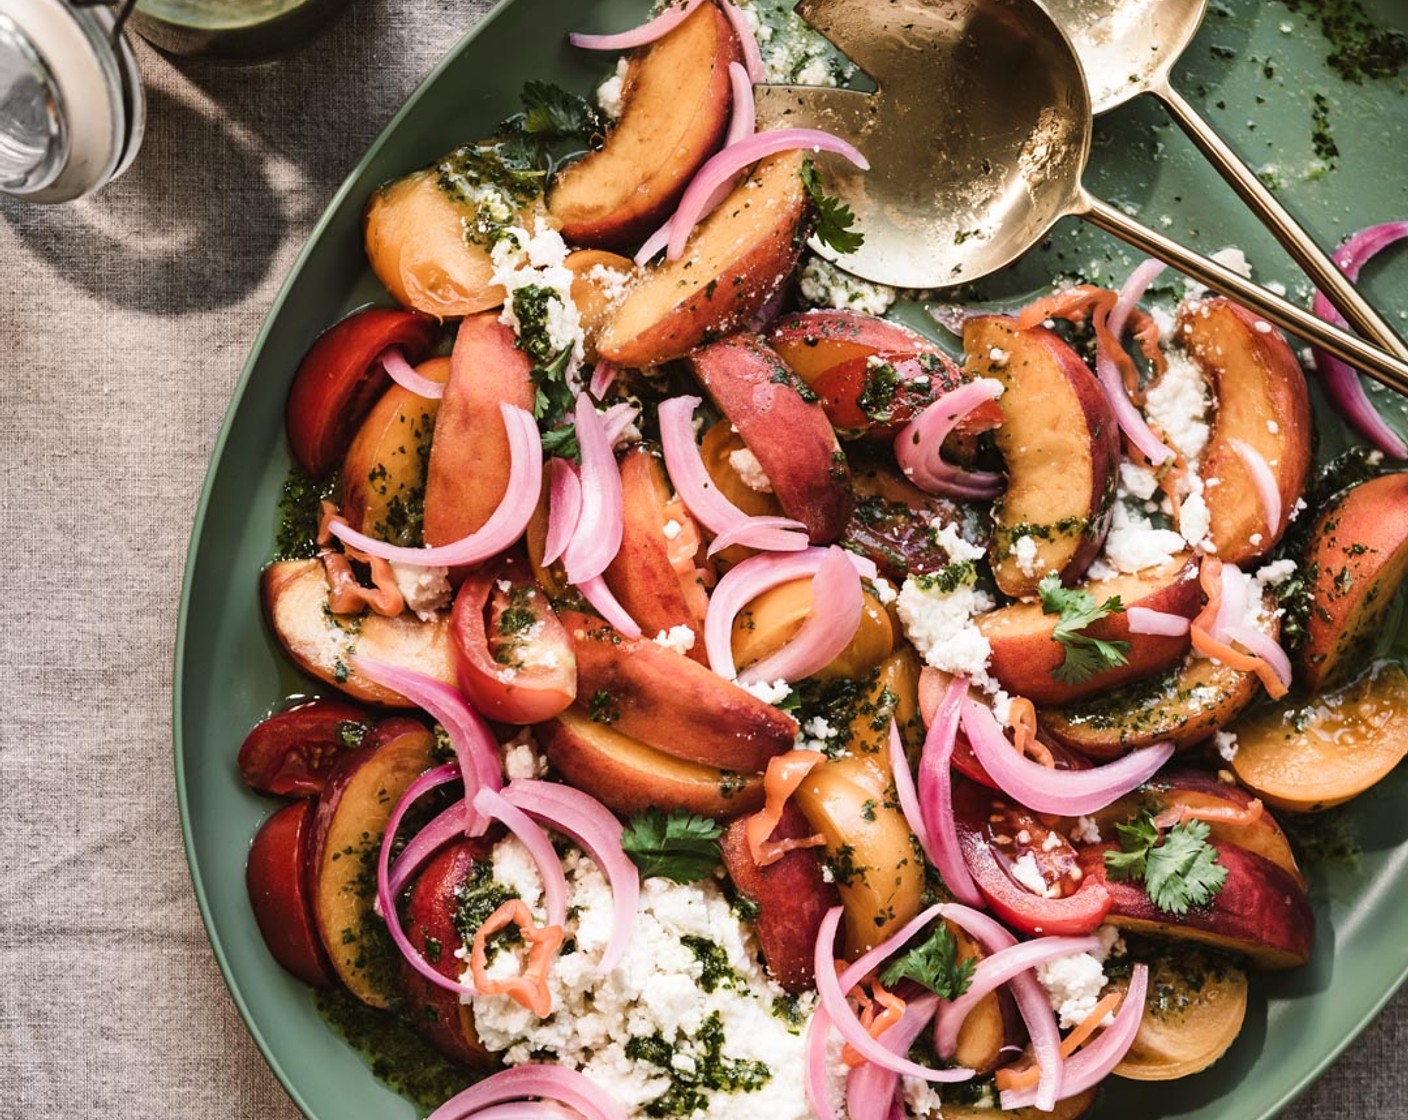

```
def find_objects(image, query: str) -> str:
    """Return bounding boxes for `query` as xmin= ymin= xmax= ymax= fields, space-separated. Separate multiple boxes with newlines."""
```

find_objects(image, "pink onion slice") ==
xmin=999 ymin=963 xmax=1150 ymax=1110
xmin=938 ymin=903 xmax=1064 ymax=1112
xmin=353 ymin=658 xmax=502 ymax=835
xmin=1094 ymin=338 xmax=1174 ymax=466
xmin=427 ymin=1064 xmax=627 ymax=1120
xmin=1125 ymin=606 xmax=1191 ymax=637
xmin=471 ymin=786 xmax=568 ymax=928
xmin=589 ymin=359 xmax=618 ymax=400
xmin=658 ymin=395 xmax=810 ymax=553
xmin=453 ymin=1104 xmax=580 ymax=1120
xmin=375 ymin=764 xmax=477 ymax=997
xmin=667 ymin=128 xmax=870 ymax=260
xmin=389 ymin=796 xmax=468 ymax=898
xmin=1109 ymin=258 xmax=1168 ymax=339
xmin=706 ymin=514 xmax=810 ymax=556
xmin=915 ymin=676 xmax=985 ymax=906
xmin=577 ymin=574 xmax=643 ymax=639
xmin=888 ymin=720 xmax=932 ymax=866
xmin=845 ymin=994 xmax=942 ymax=1120
xmin=928 ymin=304 xmax=981 ymax=335
xmin=381 ymin=347 xmax=445 ymax=399
xmin=721 ymin=2 xmax=766 ymax=83
xmin=706 ymin=547 xmax=847 ymax=679
xmin=893 ymin=379 xmax=1005 ymax=500
xmin=568 ymin=0 xmax=707 ymax=51
xmin=814 ymin=906 xmax=975 ymax=1083
xmin=1228 ymin=438 xmax=1282 ymax=537
xmin=724 ymin=60 xmax=758 ymax=145
xmin=563 ymin=392 xmax=625 ymax=585
xmin=805 ymin=1005 xmax=842 ymax=1120
xmin=1214 ymin=561 xmax=1251 ymax=638
xmin=933 ymin=935 xmax=1101 ymax=1058
xmin=544 ymin=458 xmax=583 ymax=567
xmin=961 ymin=697 xmax=1174 ymax=816
xmin=330 ymin=404 xmax=541 ymax=567
xmin=738 ymin=546 xmax=863 ymax=684
xmin=503 ymin=779 xmax=640 ymax=973
xmin=1311 ymin=222 xmax=1408 ymax=458
xmin=599 ymin=401 xmax=641 ymax=449
xmin=635 ymin=221 xmax=671 ymax=266
xmin=1224 ymin=624 xmax=1293 ymax=690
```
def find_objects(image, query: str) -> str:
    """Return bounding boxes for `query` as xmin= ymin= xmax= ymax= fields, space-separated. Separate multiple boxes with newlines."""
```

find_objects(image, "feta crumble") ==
xmin=798 ymin=254 xmax=896 ymax=316
xmin=1010 ymin=851 xmax=1052 ymax=897
xmin=502 ymin=732 xmax=548 ymax=780
xmin=490 ymin=217 xmax=586 ymax=373
xmin=1070 ymin=816 xmax=1102 ymax=844
xmin=1036 ymin=926 xmax=1125 ymax=1029
xmin=654 ymin=625 xmax=698 ymax=656
xmin=389 ymin=561 xmax=451 ymax=621
xmin=597 ymin=58 xmax=629 ymax=120
xmin=729 ymin=447 xmax=775 ymax=493
xmin=1012 ymin=534 xmax=1040 ymax=578
xmin=739 ymin=678 xmax=791 ymax=705
xmin=1215 ymin=731 xmax=1239 ymax=763
xmin=1101 ymin=503 xmax=1187 ymax=575
xmin=1144 ymin=348 xmax=1211 ymax=467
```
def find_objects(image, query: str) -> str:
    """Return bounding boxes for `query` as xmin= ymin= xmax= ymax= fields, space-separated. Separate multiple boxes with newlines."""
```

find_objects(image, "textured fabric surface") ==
xmin=0 ymin=1 xmax=1404 ymax=1118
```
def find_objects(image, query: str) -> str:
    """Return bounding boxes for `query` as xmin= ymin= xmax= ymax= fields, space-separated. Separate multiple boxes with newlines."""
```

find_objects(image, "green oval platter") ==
xmin=174 ymin=1 xmax=1408 ymax=1117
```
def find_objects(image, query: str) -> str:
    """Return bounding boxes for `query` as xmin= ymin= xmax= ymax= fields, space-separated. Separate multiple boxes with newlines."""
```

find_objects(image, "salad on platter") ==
xmin=234 ymin=2 xmax=1408 ymax=1119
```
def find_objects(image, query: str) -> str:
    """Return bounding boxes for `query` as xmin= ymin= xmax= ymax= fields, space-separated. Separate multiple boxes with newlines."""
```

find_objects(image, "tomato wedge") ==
xmin=285 ymin=306 xmax=440 ymax=477
xmin=237 ymin=699 xmax=371 ymax=798
xmin=450 ymin=556 xmax=577 ymax=724
xmin=952 ymin=775 xmax=1112 ymax=936
xmin=814 ymin=349 xmax=1006 ymax=440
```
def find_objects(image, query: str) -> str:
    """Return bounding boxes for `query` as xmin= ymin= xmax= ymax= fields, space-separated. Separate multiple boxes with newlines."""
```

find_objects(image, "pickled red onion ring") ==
xmin=568 ymin=0 xmax=707 ymax=50
xmin=589 ymin=359 xmax=617 ymax=399
xmin=472 ymin=786 xmax=568 ymax=928
xmin=738 ymin=546 xmax=863 ymax=684
xmin=1229 ymin=437 xmax=1282 ymax=538
xmin=329 ymin=404 xmax=540 ymax=567
xmin=563 ymin=392 xmax=625 ymax=585
xmin=893 ymin=379 xmax=1005 ymax=499
xmin=915 ymin=676 xmax=984 ymax=906
xmin=1223 ymin=624 xmax=1293 ymax=690
xmin=721 ymin=2 xmax=766 ymax=83
xmin=577 ymin=574 xmax=643 ymax=639
xmin=427 ymin=1064 xmax=626 ymax=1120
xmin=845 ymin=994 xmax=941 ymax=1120
xmin=381 ymin=347 xmax=445 ymax=399
xmin=1109 ymin=259 xmax=1168 ymax=339
xmin=1125 ymin=606 xmax=1191 ymax=637
xmin=544 ymin=458 xmax=583 ymax=567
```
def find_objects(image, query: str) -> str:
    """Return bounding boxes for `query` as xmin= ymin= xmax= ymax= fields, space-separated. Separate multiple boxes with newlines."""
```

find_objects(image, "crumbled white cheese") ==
xmin=988 ymin=346 xmax=1011 ymax=367
xmin=1010 ymin=851 xmax=1052 ymax=897
xmin=588 ymin=263 xmax=633 ymax=309
xmin=1215 ymin=730 xmax=1239 ymax=763
xmin=1256 ymin=559 xmax=1297 ymax=588
xmin=1184 ymin=246 xmax=1253 ymax=299
xmin=469 ymin=843 xmax=826 ymax=1120
xmin=1119 ymin=462 xmax=1160 ymax=502
xmin=597 ymin=58 xmax=629 ymax=120
xmin=738 ymin=678 xmax=792 ymax=705
xmin=1012 ymin=535 xmax=1040 ymax=578
xmin=502 ymin=732 xmax=548 ymax=780
xmin=896 ymin=574 xmax=997 ymax=692
xmin=1178 ymin=491 xmax=1213 ymax=552
xmin=653 ymin=625 xmax=697 ymax=656
xmin=491 ymin=217 xmax=586 ymax=374
xmin=869 ymin=577 xmax=899 ymax=606
xmin=1070 ymin=816 xmax=1102 ymax=845
xmin=662 ymin=519 xmax=684 ymax=542
xmin=1037 ymin=949 xmax=1109 ymax=1030
xmin=729 ymin=447 xmax=775 ymax=493
xmin=735 ymin=0 xmax=842 ymax=86
xmin=930 ymin=520 xmax=985 ymax=564
xmin=902 ymin=1078 xmax=944 ymax=1119
xmin=389 ymin=561 xmax=451 ymax=621
xmin=798 ymin=254 xmax=896 ymax=315
xmin=1144 ymin=348 xmax=1211 ymax=468
xmin=1101 ymin=503 xmax=1187 ymax=574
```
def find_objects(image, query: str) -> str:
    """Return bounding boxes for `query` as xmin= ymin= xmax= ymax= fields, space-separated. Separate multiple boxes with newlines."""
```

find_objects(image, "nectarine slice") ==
xmin=1178 ymin=298 xmax=1312 ymax=564
xmin=565 ymin=249 xmax=635 ymax=360
xmin=964 ymin=316 xmax=1120 ymax=598
xmin=261 ymin=559 xmax=457 ymax=706
xmin=1112 ymin=944 xmax=1248 ymax=1081
xmin=422 ymin=312 xmax=536 ymax=548
xmin=689 ymin=333 xmax=854 ymax=542
xmin=768 ymin=308 xmax=943 ymax=386
xmin=944 ymin=1090 xmax=1097 ymax=1120
xmin=247 ymin=800 xmax=338 ymax=988
xmin=730 ymin=577 xmax=894 ymax=683
xmin=1231 ymin=661 xmax=1408 ymax=812
xmin=1295 ymin=472 xmax=1408 ymax=690
xmin=311 ymin=725 xmax=438 ymax=1007
xmin=339 ymin=360 xmax=448 ymax=546
xmin=549 ymin=2 xmax=739 ymax=249
xmin=561 ymin=610 xmax=796 ymax=773
xmin=597 ymin=151 xmax=810 ymax=367
xmin=538 ymin=706 xmax=763 ymax=818
xmin=977 ymin=556 xmax=1200 ymax=706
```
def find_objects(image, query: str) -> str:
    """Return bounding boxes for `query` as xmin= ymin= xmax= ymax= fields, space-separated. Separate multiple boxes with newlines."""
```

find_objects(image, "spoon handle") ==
xmin=1156 ymin=80 xmax=1408 ymax=362
xmin=1078 ymin=192 xmax=1408 ymax=397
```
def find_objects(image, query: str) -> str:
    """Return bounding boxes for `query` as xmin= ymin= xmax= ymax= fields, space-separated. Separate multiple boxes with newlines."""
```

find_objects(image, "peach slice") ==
xmin=730 ymin=577 xmax=894 ymax=683
xmin=339 ymin=359 xmax=448 ymax=545
xmin=964 ymin=316 xmax=1120 ymax=599
xmin=364 ymin=147 xmax=545 ymax=319
xmin=311 ymin=725 xmax=438 ymax=1006
xmin=977 ymin=555 xmax=1201 ymax=706
xmin=1112 ymin=944 xmax=1248 ymax=1081
xmin=561 ymin=610 xmax=797 ymax=773
xmin=565 ymin=249 xmax=635 ymax=360
xmin=1231 ymin=662 xmax=1408 ymax=812
xmin=721 ymin=803 xmax=836 ymax=993
xmin=1295 ymin=472 xmax=1408 ymax=690
xmin=400 ymin=838 xmax=498 ymax=1067
xmin=1041 ymin=649 xmax=1263 ymax=759
xmin=944 ymin=1090 xmax=1097 ymax=1120
xmin=261 ymin=560 xmax=457 ymax=706
xmin=1080 ymin=841 xmax=1314 ymax=970
xmin=597 ymin=151 xmax=811 ymax=367
xmin=768 ymin=309 xmax=943 ymax=385
xmin=602 ymin=445 xmax=709 ymax=660
xmin=422 ymin=311 xmax=536 ymax=548
xmin=538 ymin=705 xmax=763 ymax=818
xmin=688 ymin=333 xmax=853 ymax=542
xmin=548 ymin=2 xmax=739 ymax=249
xmin=1177 ymin=298 xmax=1312 ymax=564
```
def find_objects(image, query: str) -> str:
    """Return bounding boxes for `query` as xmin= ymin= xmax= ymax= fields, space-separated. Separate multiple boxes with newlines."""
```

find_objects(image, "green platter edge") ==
xmin=174 ymin=1 xmax=1408 ymax=1118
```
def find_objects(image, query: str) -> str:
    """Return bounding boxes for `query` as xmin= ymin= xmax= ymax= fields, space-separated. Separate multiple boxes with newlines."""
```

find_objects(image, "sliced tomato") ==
xmin=285 ymin=306 xmax=440 ymax=477
xmin=814 ymin=349 xmax=1005 ymax=440
xmin=952 ymin=775 xmax=1111 ymax=936
xmin=451 ymin=556 xmax=577 ymax=724
xmin=237 ymin=699 xmax=371 ymax=798
xmin=246 ymin=800 xmax=337 ymax=986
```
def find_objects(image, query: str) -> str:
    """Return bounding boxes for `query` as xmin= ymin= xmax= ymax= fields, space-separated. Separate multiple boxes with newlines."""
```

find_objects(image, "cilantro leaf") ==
xmin=1037 ymin=574 xmax=1131 ymax=684
xmin=878 ymin=922 xmax=975 ymax=999
xmin=800 ymin=158 xmax=865 ymax=256
xmin=621 ymin=809 xmax=724 ymax=883
xmin=529 ymin=346 xmax=577 ymax=422
xmin=1105 ymin=809 xmax=1228 ymax=916
xmin=540 ymin=424 xmax=580 ymax=462
xmin=521 ymin=80 xmax=603 ymax=141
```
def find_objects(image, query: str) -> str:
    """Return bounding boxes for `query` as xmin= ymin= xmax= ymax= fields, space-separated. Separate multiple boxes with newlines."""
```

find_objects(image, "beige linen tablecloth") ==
xmin=0 ymin=1 xmax=1404 ymax=1116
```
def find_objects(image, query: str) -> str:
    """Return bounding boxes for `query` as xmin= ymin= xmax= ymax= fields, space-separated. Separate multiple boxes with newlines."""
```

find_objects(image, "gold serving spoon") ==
xmin=753 ymin=0 xmax=1408 ymax=394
